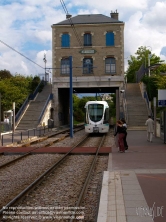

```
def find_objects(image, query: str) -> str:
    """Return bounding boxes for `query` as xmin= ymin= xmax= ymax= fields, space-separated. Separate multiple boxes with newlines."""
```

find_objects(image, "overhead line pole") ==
xmin=69 ymin=56 xmax=73 ymax=138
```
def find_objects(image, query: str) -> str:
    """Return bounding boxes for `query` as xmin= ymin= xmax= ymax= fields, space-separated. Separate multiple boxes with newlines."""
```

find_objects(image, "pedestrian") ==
xmin=121 ymin=118 xmax=128 ymax=150
xmin=145 ymin=115 xmax=154 ymax=142
xmin=4 ymin=115 xmax=9 ymax=131
xmin=114 ymin=120 xmax=126 ymax=153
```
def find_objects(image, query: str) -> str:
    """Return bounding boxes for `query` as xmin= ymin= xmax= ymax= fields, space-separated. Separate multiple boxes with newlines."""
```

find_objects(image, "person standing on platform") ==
xmin=114 ymin=120 xmax=126 ymax=153
xmin=121 ymin=118 xmax=128 ymax=150
xmin=145 ymin=116 xmax=154 ymax=142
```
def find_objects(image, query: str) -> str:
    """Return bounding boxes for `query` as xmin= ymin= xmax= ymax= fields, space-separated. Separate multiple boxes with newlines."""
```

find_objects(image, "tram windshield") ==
xmin=88 ymin=104 xmax=104 ymax=122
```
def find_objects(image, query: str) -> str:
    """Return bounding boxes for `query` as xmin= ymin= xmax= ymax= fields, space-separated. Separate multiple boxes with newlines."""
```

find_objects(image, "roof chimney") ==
xmin=110 ymin=10 xmax=119 ymax=20
xmin=66 ymin=14 xmax=72 ymax=19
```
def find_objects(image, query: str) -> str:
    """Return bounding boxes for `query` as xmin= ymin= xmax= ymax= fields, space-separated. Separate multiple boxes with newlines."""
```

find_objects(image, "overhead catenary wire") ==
xmin=60 ymin=0 xmax=83 ymax=48
xmin=0 ymin=39 xmax=44 ymax=70
xmin=59 ymin=0 xmax=101 ymax=89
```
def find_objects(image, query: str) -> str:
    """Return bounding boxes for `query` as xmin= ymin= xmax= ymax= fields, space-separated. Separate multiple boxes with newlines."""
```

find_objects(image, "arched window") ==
xmin=106 ymin=32 xmax=114 ymax=46
xmin=83 ymin=58 xmax=93 ymax=74
xmin=61 ymin=58 xmax=70 ymax=74
xmin=61 ymin=33 xmax=70 ymax=47
xmin=84 ymin=33 xmax=92 ymax=46
xmin=105 ymin=57 xmax=116 ymax=74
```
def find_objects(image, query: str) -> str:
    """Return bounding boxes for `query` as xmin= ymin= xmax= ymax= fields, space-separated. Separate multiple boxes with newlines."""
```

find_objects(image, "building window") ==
xmin=84 ymin=33 xmax=92 ymax=46
xmin=105 ymin=57 xmax=116 ymax=74
xmin=61 ymin=33 xmax=70 ymax=47
xmin=61 ymin=58 xmax=70 ymax=74
xmin=106 ymin=32 xmax=114 ymax=46
xmin=83 ymin=58 xmax=93 ymax=74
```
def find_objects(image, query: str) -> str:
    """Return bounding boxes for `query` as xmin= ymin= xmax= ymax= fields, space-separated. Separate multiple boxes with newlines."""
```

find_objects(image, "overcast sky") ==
xmin=0 ymin=0 xmax=166 ymax=78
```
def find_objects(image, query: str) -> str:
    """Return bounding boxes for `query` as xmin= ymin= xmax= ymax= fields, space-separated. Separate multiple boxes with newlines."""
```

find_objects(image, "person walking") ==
xmin=121 ymin=118 xmax=128 ymax=150
xmin=145 ymin=116 xmax=154 ymax=142
xmin=114 ymin=120 xmax=126 ymax=153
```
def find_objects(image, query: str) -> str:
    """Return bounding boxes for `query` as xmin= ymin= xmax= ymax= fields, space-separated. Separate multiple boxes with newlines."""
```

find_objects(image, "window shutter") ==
xmin=106 ymin=32 xmax=114 ymax=46
xmin=62 ymin=34 xmax=70 ymax=47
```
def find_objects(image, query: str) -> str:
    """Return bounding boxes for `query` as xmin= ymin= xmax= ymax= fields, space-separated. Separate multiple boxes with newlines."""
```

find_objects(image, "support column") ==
xmin=116 ymin=89 xmax=120 ymax=121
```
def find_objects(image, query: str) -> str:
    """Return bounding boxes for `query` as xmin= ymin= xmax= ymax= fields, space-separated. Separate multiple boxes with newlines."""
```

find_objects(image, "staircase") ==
xmin=126 ymin=83 xmax=148 ymax=130
xmin=16 ymin=84 xmax=52 ymax=130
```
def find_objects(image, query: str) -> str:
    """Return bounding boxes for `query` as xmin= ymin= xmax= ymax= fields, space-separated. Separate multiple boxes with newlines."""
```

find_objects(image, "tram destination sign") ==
xmin=79 ymin=49 xmax=96 ymax=54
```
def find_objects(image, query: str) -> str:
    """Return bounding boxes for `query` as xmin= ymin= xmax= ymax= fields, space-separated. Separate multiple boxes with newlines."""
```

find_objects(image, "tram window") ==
xmin=88 ymin=104 xmax=104 ymax=122
xmin=103 ymin=108 xmax=109 ymax=124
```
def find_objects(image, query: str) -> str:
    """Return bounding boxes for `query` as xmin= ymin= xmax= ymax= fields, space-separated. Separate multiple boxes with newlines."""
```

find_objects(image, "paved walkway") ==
xmin=97 ymin=131 xmax=166 ymax=222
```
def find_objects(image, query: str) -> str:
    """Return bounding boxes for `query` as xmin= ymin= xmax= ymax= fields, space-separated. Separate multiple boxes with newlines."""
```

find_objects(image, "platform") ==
xmin=97 ymin=131 xmax=166 ymax=222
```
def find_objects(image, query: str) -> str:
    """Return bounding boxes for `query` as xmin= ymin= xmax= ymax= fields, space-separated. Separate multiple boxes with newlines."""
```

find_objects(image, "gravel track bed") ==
xmin=0 ymin=154 xmax=64 ymax=209
xmin=1 ymin=130 xmax=114 ymax=221
xmin=82 ymin=156 xmax=108 ymax=221
xmin=0 ymin=155 xmax=21 ymax=167
xmin=50 ymin=128 xmax=114 ymax=148
xmin=3 ymin=155 xmax=94 ymax=222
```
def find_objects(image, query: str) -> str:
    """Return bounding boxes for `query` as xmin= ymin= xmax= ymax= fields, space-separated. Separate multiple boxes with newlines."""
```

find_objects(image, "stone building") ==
xmin=51 ymin=11 xmax=125 ymax=127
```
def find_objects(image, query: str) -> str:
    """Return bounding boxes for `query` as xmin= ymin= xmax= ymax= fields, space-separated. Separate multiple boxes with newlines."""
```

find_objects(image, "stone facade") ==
xmin=51 ymin=13 xmax=125 ymax=126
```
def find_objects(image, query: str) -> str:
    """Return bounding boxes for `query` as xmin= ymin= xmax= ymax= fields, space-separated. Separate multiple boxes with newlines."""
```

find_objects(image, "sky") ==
xmin=0 ymin=0 xmax=166 ymax=78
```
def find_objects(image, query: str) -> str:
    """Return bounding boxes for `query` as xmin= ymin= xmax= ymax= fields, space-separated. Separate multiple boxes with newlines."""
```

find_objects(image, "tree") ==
xmin=0 ymin=69 xmax=12 ymax=79
xmin=126 ymin=46 xmax=162 ymax=83
xmin=0 ymin=75 xmax=38 ymax=120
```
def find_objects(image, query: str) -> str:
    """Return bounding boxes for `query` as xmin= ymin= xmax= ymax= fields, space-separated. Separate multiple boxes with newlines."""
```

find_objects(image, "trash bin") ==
xmin=48 ymin=119 xmax=54 ymax=128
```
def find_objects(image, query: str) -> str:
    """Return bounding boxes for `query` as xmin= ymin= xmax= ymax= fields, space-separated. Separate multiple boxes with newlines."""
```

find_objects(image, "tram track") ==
xmin=0 ymin=134 xmax=89 ymax=219
xmin=0 ymin=126 xmax=84 ymax=170
xmin=0 ymin=133 xmax=108 ymax=222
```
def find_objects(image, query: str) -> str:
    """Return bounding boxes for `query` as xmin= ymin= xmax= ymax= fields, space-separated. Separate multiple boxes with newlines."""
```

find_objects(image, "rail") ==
xmin=144 ymin=91 xmax=153 ymax=116
xmin=0 ymin=134 xmax=89 ymax=217
xmin=70 ymin=134 xmax=106 ymax=222
xmin=38 ymin=93 xmax=53 ymax=124
xmin=122 ymin=82 xmax=128 ymax=123
xmin=15 ymin=80 xmax=45 ymax=125
xmin=1 ymin=124 xmax=84 ymax=147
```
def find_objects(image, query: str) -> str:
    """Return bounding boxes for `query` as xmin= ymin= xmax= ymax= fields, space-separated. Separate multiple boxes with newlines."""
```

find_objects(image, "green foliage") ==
xmin=141 ymin=76 xmax=158 ymax=101
xmin=0 ymin=73 xmax=42 ymax=120
xmin=126 ymin=46 xmax=163 ymax=83
xmin=0 ymin=69 xmax=13 ymax=79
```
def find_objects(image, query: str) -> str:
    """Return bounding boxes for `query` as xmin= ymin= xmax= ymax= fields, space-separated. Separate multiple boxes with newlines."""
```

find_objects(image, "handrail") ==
xmin=122 ymin=81 xmax=128 ymax=124
xmin=15 ymin=97 xmax=29 ymax=124
xmin=38 ymin=93 xmax=53 ymax=124
xmin=123 ymin=91 xmax=128 ymax=124
xmin=15 ymin=80 xmax=45 ymax=125
xmin=144 ymin=91 xmax=153 ymax=116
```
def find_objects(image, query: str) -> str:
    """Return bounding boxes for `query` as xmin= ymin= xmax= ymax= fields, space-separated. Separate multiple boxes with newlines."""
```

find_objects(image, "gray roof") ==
xmin=53 ymin=14 xmax=123 ymax=26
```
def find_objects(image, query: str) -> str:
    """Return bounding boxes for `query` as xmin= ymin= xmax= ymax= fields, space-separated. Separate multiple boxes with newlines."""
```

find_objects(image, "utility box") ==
xmin=48 ymin=119 xmax=54 ymax=128
xmin=160 ymin=111 xmax=166 ymax=143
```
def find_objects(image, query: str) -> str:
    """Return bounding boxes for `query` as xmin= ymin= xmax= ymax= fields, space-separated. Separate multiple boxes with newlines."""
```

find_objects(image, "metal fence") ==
xmin=1 ymin=126 xmax=54 ymax=146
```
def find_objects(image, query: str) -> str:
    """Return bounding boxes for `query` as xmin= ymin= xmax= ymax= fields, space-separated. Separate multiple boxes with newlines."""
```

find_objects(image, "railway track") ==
xmin=0 ymin=134 xmax=90 ymax=219
xmin=0 ymin=126 xmax=84 ymax=169
xmin=0 ymin=133 xmax=108 ymax=222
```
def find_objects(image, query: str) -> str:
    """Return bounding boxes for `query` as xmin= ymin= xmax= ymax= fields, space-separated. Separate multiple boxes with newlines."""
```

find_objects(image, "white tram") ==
xmin=84 ymin=101 xmax=110 ymax=133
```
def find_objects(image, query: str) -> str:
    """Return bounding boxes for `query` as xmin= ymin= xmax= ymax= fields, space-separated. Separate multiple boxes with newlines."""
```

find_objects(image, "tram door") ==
xmin=160 ymin=111 xmax=166 ymax=143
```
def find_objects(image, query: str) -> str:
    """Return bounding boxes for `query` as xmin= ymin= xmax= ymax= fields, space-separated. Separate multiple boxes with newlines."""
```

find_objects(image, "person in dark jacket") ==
xmin=114 ymin=120 xmax=126 ymax=153
xmin=121 ymin=118 xmax=128 ymax=150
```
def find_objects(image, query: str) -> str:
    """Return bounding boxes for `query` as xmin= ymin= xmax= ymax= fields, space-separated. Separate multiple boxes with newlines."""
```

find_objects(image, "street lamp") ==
xmin=43 ymin=53 xmax=47 ymax=82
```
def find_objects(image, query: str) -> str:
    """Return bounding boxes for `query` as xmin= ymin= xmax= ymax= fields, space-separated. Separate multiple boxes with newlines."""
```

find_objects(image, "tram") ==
xmin=84 ymin=101 xmax=110 ymax=133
